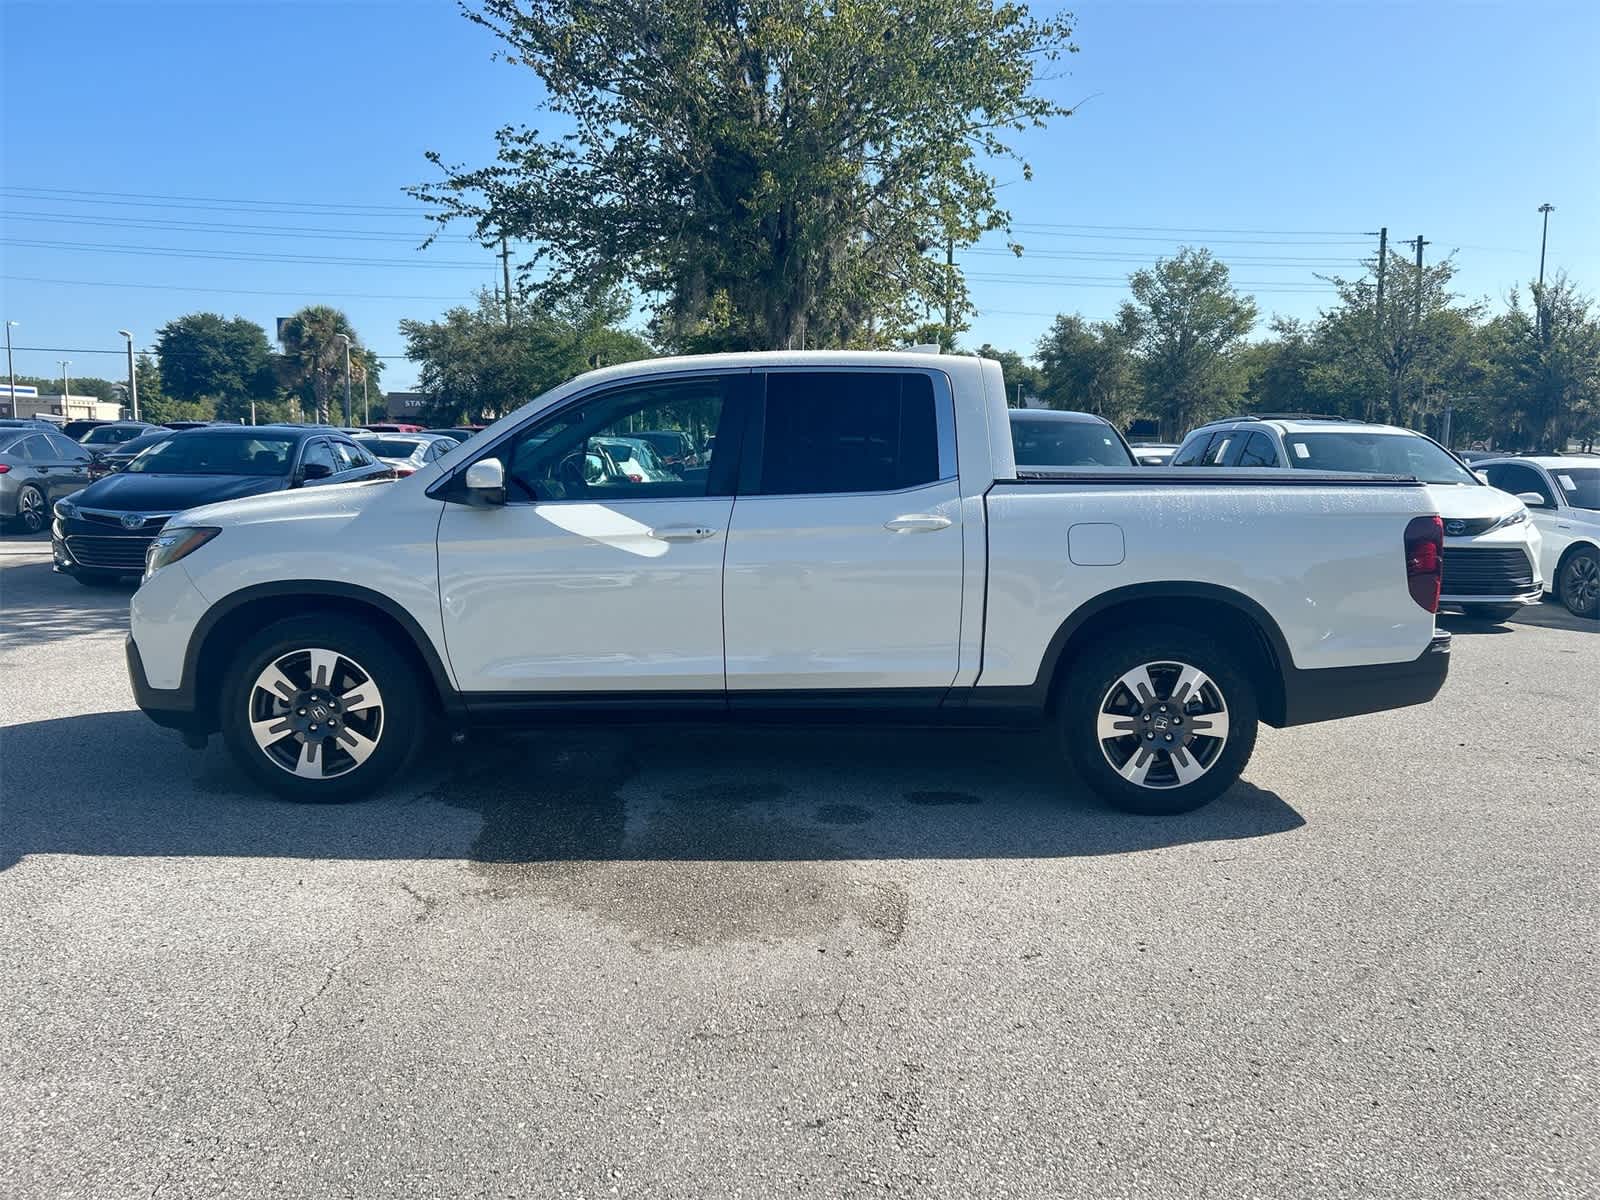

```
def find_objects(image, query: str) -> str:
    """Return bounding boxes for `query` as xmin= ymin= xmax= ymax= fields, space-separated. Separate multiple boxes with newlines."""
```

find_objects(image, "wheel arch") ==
xmin=185 ymin=582 xmax=460 ymax=731
xmin=1036 ymin=583 xmax=1291 ymax=727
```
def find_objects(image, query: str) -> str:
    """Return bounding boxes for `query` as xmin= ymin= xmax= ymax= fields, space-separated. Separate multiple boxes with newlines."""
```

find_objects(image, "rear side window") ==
xmin=1171 ymin=434 xmax=1211 ymax=466
xmin=1200 ymin=433 xmax=1235 ymax=466
xmin=757 ymin=372 xmax=940 ymax=495
xmin=1236 ymin=432 xmax=1279 ymax=467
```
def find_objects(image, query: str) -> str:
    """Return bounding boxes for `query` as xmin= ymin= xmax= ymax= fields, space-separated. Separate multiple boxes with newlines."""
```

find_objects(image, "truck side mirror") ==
xmin=463 ymin=457 xmax=507 ymax=506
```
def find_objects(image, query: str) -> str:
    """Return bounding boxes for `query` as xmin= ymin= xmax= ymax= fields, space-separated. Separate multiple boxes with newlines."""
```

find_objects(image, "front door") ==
xmin=437 ymin=373 xmax=744 ymax=693
xmin=1483 ymin=461 xmax=1563 ymax=582
xmin=722 ymin=369 xmax=965 ymax=699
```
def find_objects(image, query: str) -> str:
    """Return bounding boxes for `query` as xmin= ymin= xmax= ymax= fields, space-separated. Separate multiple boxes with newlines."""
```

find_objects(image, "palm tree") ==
xmin=278 ymin=306 xmax=361 ymax=424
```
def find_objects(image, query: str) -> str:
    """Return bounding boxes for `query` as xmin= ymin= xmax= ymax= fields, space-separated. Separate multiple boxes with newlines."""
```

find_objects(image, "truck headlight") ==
xmin=145 ymin=526 xmax=220 ymax=576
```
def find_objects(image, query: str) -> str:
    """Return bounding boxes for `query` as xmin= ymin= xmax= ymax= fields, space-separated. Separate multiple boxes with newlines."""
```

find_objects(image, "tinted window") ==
xmin=1200 ymin=433 xmax=1235 ymax=466
xmin=12 ymin=435 xmax=47 ymax=461
xmin=1171 ymin=434 xmax=1211 ymax=467
xmin=358 ymin=438 xmax=427 ymax=460
xmin=1284 ymin=432 xmax=1476 ymax=484
xmin=1551 ymin=468 xmax=1600 ymax=509
xmin=300 ymin=440 xmax=339 ymax=475
xmin=1483 ymin=463 xmax=1555 ymax=506
xmin=1010 ymin=414 xmax=1133 ymax=467
xmin=127 ymin=432 xmax=298 ymax=476
xmin=81 ymin=425 xmax=147 ymax=446
xmin=758 ymin=372 xmax=940 ymax=495
xmin=1236 ymin=432 xmax=1280 ymax=467
xmin=502 ymin=377 xmax=730 ymax=501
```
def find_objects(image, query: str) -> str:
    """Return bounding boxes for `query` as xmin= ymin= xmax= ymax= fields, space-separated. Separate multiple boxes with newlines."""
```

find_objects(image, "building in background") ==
xmin=0 ymin=386 xmax=123 ymax=422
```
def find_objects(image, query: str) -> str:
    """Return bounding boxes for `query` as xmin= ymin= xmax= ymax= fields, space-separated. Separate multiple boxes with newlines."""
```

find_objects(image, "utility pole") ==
xmin=335 ymin=334 xmax=353 ymax=427
xmin=1366 ymin=227 xmax=1388 ymax=333
xmin=499 ymin=234 xmax=513 ymax=327
xmin=1403 ymin=234 xmax=1429 ymax=331
xmin=117 ymin=329 xmax=138 ymax=420
xmin=943 ymin=235 xmax=955 ymax=338
xmin=362 ymin=369 xmax=370 ymax=424
xmin=4 ymin=321 xmax=16 ymax=405
xmin=1536 ymin=203 xmax=1555 ymax=339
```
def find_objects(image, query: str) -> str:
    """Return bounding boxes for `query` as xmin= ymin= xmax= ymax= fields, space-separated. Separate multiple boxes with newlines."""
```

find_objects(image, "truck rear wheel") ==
xmin=219 ymin=615 xmax=423 ymax=803
xmin=1059 ymin=626 xmax=1259 ymax=815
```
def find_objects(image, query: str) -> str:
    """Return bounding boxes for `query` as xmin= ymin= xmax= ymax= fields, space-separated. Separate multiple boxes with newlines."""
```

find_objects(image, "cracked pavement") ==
xmin=1 ymin=534 xmax=1596 ymax=1198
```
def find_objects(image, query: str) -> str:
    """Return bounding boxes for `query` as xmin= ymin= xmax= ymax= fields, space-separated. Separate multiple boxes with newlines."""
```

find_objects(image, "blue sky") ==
xmin=3 ymin=0 xmax=1596 ymax=391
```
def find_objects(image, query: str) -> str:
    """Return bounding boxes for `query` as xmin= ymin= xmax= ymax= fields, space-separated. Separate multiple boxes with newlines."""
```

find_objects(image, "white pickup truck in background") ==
xmin=126 ymin=351 xmax=1451 ymax=814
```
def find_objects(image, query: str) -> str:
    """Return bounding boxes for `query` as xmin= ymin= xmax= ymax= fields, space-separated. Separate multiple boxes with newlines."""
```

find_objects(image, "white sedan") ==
xmin=353 ymin=433 xmax=459 ymax=478
xmin=1477 ymin=456 xmax=1600 ymax=618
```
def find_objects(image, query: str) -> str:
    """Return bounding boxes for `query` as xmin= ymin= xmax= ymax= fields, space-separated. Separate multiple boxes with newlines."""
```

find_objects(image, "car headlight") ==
xmin=144 ymin=526 xmax=220 ymax=576
xmin=1489 ymin=509 xmax=1527 ymax=531
xmin=54 ymin=498 xmax=79 ymax=521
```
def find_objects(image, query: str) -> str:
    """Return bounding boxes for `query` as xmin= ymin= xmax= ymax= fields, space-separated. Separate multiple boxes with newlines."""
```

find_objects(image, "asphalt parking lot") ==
xmin=1 ymin=531 xmax=1595 ymax=1199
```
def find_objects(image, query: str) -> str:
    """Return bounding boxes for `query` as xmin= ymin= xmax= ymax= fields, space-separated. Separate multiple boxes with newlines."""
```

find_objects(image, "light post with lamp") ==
xmin=117 ymin=329 xmax=139 ymax=420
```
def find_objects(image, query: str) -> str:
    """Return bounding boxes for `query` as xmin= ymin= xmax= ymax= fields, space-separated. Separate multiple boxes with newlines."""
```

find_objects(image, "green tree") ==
xmin=15 ymin=374 xmax=119 ymax=405
xmin=974 ymin=344 xmax=1045 ymax=407
xmin=411 ymin=0 xmax=1076 ymax=351
xmin=1480 ymin=274 xmax=1600 ymax=450
xmin=277 ymin=306 xmax=365 ymax=424
xmin=129 ymin=353 xmax=218 ymax=424
xmin=1034 ymin=314 xmax=1140 ymax=426
xmin=400 ymin=290 xmax=653 ymax=426
xmin=1238 ymin=317 xmax=1320 ymax=414
xmin=1119 ymin=249 xmax=1257 ymax=439
xmin=155 ymin=313 xmax=276 ymax=420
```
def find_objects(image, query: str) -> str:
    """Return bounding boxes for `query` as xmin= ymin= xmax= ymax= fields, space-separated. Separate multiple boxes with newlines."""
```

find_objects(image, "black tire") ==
xmin=1059 ymin=625 xmax=1259 ymax=816
xmin=219 ymin=615 xmax=424 ymax=802
xmin=11 ymin=484 xmax=47 ymax=535
xmin=1557 ymin=548 xmax=1599 ymax=619
xmin=1461 ymin=604 xmax=1523 ymax=623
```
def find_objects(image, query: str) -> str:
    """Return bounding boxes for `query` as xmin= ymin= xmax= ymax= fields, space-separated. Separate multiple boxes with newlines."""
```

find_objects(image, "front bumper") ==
xmin=1278 ymin=631 xmax=1452 ymax=727
xmin=53 ymin=513 xmax=168 ymax=576
xmin=127 ymin=634 xmax=205 ymax=733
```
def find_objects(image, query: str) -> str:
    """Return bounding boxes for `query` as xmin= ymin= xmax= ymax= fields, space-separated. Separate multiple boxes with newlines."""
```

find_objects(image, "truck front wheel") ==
xmin=1059 ymin=627 xmax=1259 ymax=815
xmin=219 ymin=615 xmax=424 ymax=803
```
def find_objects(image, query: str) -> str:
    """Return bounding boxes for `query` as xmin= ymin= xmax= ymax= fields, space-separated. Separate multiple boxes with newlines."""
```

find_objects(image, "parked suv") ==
xmin=1476 ymin=456 xmax=1600 ymax=618
xmin=1171 ymin=416 xmax=1543 ymax=622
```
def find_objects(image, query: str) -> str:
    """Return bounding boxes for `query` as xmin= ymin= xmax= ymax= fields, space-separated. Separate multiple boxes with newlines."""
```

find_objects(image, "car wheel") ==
xmin=1558 ymin=548 xmax=1599 ymax=619
xmin=1060 ymin=626 xmax=1259 ymax=816
xmin=12 ymin=484 xmax=47 ymax=534
xmin=1461 ymin=604 xmax=1522 ymax=623
xmin=220 ymin=615 xmax=423 ymax=802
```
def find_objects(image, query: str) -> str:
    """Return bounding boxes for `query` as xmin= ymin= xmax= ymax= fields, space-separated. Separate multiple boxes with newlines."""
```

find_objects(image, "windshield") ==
xmin=1282 ymin=432 xmax=1476 ymax=484
xmin=1552 ymin=468 xmax=1600 ymax=510
xmin=358 ymin=438 xmax=425 ymax=459
xmin=111 ymin=431 xmax=173 ymax=456
xmin=81 ymin=425 xmax=147 ymax=445
xmin=126 ymin=433 xmax=298 ymax=476
xmin=1011 ymin=416 xmax=1135 ymax=468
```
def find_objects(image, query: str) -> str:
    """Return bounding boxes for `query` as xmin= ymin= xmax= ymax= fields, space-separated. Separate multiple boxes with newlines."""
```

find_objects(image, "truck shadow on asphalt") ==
xmin=0 ymin=711 xmax=1304 ymax=874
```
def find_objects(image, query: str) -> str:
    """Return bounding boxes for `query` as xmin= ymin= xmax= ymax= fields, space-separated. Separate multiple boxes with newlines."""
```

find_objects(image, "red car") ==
xmin=363 ymin=422 xmax=423 ymax=434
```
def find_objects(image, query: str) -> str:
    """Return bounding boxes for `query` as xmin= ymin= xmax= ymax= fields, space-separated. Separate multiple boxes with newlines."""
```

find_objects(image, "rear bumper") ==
xmin=1278 ymin=631 xmax=1451 ymax=727
xmin=126 ymin=634 xmax=205 ymax=733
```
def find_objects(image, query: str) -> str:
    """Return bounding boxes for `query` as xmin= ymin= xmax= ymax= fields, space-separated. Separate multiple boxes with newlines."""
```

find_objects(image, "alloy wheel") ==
xmin=1096 ymin=660 xmax=1231 ymax=789
xmin=18 ymin=486 xmax=45 ymax=533
xmin=247 ymin=647 xmax=385 ymax=780
xmin=1563 ymin=553 xmax=1599 ymax=615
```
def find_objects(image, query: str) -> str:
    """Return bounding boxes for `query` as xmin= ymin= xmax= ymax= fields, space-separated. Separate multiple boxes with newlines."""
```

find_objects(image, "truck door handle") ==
xmin=884 ymin=514 xmax=952 ymax=533
xmin=648 ymin=525 xmax=718 ymax=542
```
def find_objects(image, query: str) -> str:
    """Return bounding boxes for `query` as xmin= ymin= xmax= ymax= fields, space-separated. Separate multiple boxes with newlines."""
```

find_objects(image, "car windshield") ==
xmin=1551 ymin=467 xmax=1600 ymax=510
xmin=1011 ymin=416 xmax=1135 ymax=467
xmin=1282 ymin=432 xmax=1477 ymax=484
xmin=358 ymin=438 xmax=426 ymax=459
xmin=111 ymin=431 xmax=173 ymax=456
xmin=81 ymin=425 xmax=146 ymax=445
xmin=126 ymin=432 xmax=298 ymax=476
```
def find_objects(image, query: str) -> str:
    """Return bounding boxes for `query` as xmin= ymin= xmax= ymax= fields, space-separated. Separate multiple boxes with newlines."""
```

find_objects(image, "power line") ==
xmin=1008 ymin=226 xmax=1372 ymax=247
xmin=1 ymin=238 xmax=495 ymax=269
xmin=1007 ymin=220 xmax=1367 ymax=236
xmin=2 ymin=274 xmax=480 ymax=302
xmin=1 ymin=185 xmax=419 ymax=214
xmin=1 ymin=210 xmax=480 ymax=244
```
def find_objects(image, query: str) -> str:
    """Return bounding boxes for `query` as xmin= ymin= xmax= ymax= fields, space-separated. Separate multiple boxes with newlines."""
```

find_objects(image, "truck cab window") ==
xmin=757 ymin=371 xmax=940 ymax=495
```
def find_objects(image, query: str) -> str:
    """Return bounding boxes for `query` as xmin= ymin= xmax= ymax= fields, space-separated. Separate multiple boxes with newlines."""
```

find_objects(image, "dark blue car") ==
xmin=51 ymin=425 xmax=392 ymax=584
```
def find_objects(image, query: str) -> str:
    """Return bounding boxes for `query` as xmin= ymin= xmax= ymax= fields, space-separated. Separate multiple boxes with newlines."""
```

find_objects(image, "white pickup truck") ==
xmin=127 ymin=351 xmax=1452 ymax=814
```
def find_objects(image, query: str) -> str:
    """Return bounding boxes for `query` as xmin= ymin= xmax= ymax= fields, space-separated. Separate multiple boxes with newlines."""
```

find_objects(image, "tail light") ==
xmin=1404 ymin=515 xmax=1444 ymax=613
xmin=0 ymin=464 xmax=9 ymax=474
xmin=395 ymin=466 xmax=416 ymax=477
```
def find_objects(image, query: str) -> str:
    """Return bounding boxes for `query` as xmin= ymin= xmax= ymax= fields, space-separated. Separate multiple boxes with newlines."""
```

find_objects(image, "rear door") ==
xmin=722 ymin=369 xmax=963 ymax=700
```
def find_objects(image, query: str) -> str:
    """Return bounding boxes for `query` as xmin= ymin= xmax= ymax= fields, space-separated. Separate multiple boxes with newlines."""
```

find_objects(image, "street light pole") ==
xmin=59 ymin=360 xmax=71 ymax=419
xmin=117 ymin=329 xmax=139 ymax=420
xmin=335 ymin=334 xmax=353 ymax=427
xmin=4 ymin=321 xmax=16 ymax=409
xmin=1536 ymin=203 xmax=1555 ymax=340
